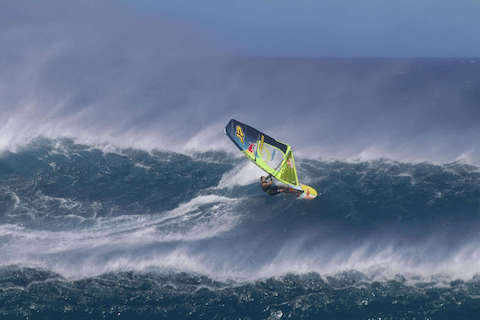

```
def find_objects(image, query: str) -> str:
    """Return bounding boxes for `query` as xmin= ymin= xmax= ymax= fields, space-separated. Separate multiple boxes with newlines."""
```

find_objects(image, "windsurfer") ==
xmin=260 ymin=175 xmax=291 ymax=196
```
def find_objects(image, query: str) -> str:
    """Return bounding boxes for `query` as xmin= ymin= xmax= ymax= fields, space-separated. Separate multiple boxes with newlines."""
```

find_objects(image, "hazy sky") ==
xmin=2 ymin=1 xmax=480 ymax=162
xmin=3 ymin=0 xmax=479 ymax=58
xmin=135 ymin=0 xmax=480 ymax=57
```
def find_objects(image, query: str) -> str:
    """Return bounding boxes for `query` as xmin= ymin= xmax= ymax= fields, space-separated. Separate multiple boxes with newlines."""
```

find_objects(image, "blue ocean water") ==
xmin=2 ymin=137 xmax=480 ymax=319
xmin=4 ymin=0 xmax=480 ymax=316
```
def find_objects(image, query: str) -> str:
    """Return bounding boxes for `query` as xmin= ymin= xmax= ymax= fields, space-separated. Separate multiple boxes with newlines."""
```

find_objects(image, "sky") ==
xmin=135 ymin=0 xmax=480 ymax=57
xmin=1 ymin=1 xmax=480 ymax=162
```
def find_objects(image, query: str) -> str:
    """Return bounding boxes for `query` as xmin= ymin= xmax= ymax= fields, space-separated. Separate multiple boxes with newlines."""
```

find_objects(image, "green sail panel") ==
xmin=277 ymin=150 xmax=299 ymax=186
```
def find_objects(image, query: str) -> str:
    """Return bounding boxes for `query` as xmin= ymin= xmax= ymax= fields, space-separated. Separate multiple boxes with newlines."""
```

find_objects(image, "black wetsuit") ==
xmin=262 ymin=184 xmax=281 ymax=196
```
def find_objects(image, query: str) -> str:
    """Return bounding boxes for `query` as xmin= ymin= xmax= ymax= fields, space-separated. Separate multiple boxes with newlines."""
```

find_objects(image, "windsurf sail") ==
xmin=225 ymin=119 xmax=301 ymax=190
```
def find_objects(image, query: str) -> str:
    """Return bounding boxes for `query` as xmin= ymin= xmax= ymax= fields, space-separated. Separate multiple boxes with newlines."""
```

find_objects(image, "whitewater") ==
xmin=2 ymin=136 xmax=480 ymax=319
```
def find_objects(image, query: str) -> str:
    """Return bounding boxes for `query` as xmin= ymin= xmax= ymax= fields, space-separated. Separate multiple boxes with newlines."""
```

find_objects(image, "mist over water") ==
xmin=2 ymin=3 xmax=480 ymax=161
xmin=3 ymin=55 xmax=480 ymax=162
xmin=3 ymin=2 xmax=480 ymax=318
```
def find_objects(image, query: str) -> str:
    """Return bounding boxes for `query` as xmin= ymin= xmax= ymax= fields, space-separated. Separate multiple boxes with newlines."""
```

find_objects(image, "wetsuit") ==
xmin=261 ymin=183 xmax=282 ymax=195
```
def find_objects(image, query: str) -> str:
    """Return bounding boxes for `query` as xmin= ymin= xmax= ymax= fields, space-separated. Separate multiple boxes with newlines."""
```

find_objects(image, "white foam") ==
xmin=183 ymin=121 xmax=232 ymax=153
xmin=0 ymin=194 xmax=242 ymax=278
xmin=2 ymin=174 xmax=480 ymax=283
xmin=3 ymin=218 xmax=480 ymax=283
xmin=254 ymin=236 xmax=480 ymax=283
xmin=216 ymin=161 xmax=264 ymax=189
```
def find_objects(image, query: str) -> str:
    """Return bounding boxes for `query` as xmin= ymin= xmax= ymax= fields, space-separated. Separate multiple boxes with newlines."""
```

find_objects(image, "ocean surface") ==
xmin=4 ymin=0 xmax=480 ymax=317
xmin=2 ymin=137 xmax=480 ymax=319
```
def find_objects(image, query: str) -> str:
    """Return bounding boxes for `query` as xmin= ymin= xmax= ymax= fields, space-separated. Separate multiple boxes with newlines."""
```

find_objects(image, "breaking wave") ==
xmin=1 ymin=138 xmax=480 ymax=318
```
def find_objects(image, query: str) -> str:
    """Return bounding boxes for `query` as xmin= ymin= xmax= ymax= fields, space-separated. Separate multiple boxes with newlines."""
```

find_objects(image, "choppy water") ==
xmin=2 ymin=138 xmax=480 ymax=319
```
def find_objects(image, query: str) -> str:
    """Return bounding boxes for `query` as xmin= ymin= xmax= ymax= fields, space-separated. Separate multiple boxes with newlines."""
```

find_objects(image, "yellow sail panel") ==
xmin=277 ymin=151 xmax=299 ymax=186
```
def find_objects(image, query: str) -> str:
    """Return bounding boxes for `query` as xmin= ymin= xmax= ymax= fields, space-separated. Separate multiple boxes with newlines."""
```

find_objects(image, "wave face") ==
xmin=2 ymin=138 xmax=480 ymax=319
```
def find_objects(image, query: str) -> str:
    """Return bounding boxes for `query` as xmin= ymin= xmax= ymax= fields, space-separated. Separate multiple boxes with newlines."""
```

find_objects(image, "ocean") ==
xmin=4 ymin=0 xmax=480 ymax=318
xmin=2 ymin=132 xmax=480 ymax=319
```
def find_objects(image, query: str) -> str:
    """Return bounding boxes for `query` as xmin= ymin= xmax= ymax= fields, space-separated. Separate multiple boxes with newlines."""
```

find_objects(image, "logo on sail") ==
xmin=235 ymin=125 xmax=244 ymax=144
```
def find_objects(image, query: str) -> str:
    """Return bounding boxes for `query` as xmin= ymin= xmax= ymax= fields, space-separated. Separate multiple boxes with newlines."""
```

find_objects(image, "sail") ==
xmin=277 ymin=150 xmax=299 ymax=186
xmin=225 ymin=119 xmax=300 ymax=189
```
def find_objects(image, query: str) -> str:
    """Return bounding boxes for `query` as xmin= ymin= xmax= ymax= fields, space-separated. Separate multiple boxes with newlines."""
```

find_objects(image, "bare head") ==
xmin=260 ymin=176 xmax=272 ymax=190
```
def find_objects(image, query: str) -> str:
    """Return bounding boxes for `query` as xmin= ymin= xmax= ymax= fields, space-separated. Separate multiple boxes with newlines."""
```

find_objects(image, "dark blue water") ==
xmin=2 ymin=138 xmax=480 ymax=319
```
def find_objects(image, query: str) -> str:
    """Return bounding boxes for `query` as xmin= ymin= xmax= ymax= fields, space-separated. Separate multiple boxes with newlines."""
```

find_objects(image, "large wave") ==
xmin=1 ymin=138 xmax=479 ymax=279
xmin=2 ymin=138 xmax=480 ymax=318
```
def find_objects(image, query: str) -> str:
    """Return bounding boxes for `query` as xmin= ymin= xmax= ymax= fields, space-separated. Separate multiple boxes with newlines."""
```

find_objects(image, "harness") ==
xmin=262 ymin=184 xmax=280 ymax=195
